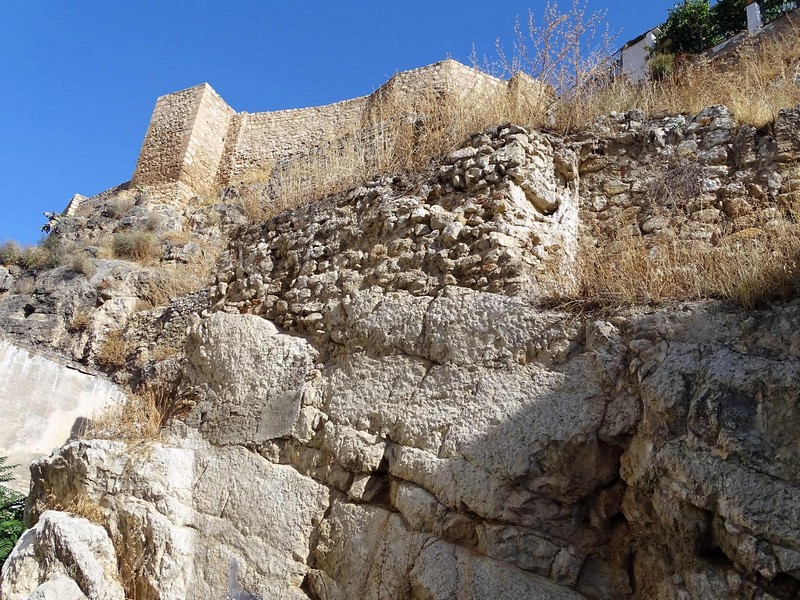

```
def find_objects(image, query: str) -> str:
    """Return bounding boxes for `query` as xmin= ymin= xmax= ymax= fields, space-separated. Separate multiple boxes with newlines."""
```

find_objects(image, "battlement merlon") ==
xmin=130 ymin=60 xmax=548 ymax=198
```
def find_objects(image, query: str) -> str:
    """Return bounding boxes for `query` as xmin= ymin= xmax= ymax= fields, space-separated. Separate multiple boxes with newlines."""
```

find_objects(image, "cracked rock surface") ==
xmin=3 ymin=107 xmax=800 ymax=599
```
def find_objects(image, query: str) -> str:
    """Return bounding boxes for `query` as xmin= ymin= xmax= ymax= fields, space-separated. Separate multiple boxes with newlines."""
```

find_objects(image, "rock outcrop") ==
xmin=1 ymin=511 xmax=124 ymax=600
xmin=2 ymin=103 xmax=800 ymax=599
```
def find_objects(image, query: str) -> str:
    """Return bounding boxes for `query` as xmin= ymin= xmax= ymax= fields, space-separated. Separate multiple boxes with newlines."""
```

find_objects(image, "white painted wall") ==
xmin=621 ymin=29 xmax=659 ymax=82
xmin=0 ymin=339 xmax=125 ymax=493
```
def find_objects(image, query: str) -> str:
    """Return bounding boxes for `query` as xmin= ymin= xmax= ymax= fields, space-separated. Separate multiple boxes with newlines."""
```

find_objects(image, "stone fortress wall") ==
xmin=131 ymin=60 xmax=544 ymax=197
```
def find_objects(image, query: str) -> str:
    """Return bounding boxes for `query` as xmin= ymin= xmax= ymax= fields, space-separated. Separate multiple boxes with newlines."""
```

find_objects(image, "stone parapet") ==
xmin=131 ymin=60 xmax=547 ymax=197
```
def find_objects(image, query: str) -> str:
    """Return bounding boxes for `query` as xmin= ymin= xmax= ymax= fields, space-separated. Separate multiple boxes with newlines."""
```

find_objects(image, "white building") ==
xmin=617 ymin=28 xmax=660 ymax=83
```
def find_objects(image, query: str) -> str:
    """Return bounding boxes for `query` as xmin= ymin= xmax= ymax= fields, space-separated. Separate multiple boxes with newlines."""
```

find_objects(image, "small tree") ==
xmin=656 ymin=0 xmax=717 ymax=55
xmin=712 ymin=0 xmax=747 ymax=39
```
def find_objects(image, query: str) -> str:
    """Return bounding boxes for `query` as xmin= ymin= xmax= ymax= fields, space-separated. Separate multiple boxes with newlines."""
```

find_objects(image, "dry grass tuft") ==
xmin=83 ymin=367 xmax=184 ymax=442
xmin=17 ymin=246 xmax=49 ymax=270
xmin=96 ymin=329 xmax=129 ymax=371
xmin=114 ymin=516 xmax=150 ymax=600
xmin=137 ymin=251 xmax=219 ymax=309
xmin=68 ymin=309 xmax=92 ymax=333
xmin=576 ymin=228 xmax=800 ymax=310
xmin=105 ymin=198 xmax=134 ymax=220
xmin=68 ymin=252 xmax=96 ymax=279
xmin=111 ymin=231 xmax=158 ymax=263
xmin=0 ymin=241 xmax=22 ymax=266
xmin=82 ymin=390 xmax=163 ymax=442
xmin=34 ymin=494 xmax=107 ymax=527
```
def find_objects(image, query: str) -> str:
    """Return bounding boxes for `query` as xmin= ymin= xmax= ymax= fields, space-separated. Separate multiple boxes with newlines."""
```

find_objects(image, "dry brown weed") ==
xmin=576 ymin=228 xmax=800 ymax=310
xmin=96 ymin=329 xmax=129 ymax=371
xmin=82 ymin=390 xmax=163 ymax=441
xmin=34 ymin=494 xmax=107 ymax=527
xmin=223 ymin=84 xmax=548 ymax=224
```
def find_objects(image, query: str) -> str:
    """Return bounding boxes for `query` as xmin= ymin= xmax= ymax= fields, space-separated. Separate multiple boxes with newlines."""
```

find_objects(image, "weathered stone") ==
xmin=5 ymin=74 xmax=800 ymax=600
xmin=184 ymin=312 xmax=318 ymax=445
xmin=0 ymin=266 xmax=13 ymax=292
xmin=410 ymin=540 xmax=585 ymax=599
xmin=25 ymin=578 xmax=88 ymax=600
xmin=603 ymin=179 xmax=630 ymax=195
xmin=492 ymin=140 xmax=527 ymax=168
xmin=27 ymin=436 xmax=329 ymax=600
xmin=0 ymin=511 xmax=124 ymax=600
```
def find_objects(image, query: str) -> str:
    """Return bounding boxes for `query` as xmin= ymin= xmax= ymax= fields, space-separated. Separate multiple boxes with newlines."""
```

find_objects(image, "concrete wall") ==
xmin=131 ymin=60 xmax=547 ymax=194
xmin=0 ymin=339 xmax=125 ymax=493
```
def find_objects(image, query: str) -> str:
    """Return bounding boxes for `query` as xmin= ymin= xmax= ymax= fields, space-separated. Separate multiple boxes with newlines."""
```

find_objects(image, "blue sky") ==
xmin=1 ymin=0 xmax=677 ymax=245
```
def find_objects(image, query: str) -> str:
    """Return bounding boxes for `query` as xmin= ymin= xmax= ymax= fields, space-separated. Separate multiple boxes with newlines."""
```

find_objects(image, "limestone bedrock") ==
xmin=3 ymin=103 xmax=800 ymax=599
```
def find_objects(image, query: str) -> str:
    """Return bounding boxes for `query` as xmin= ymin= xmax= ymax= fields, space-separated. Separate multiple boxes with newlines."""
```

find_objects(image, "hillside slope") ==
xmin=1 ymin=74 xmax=800 ymax=598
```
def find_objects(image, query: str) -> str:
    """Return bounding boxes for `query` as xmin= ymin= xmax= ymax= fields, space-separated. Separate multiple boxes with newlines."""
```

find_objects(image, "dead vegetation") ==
xmin=215 ymin=5 xmax=799 ymax=230
xmin=83 ymin=391 xmax=162 ymax=441
xmin=96 ymin=329 xmax=129 ymax=371
xmin=572 ymin=30 xmax=800 ymax=129
xmin=113 ymin=516 xmax=152 ymax=600
xmin=110 ymin=231 xmax=158 ymax=262
xmin=33 ymin=494 xmax=106 ymax=528
xmin=479 ymin=1 xmax=800 ymax=130
xmin=137 ymin=251 xmax=218 ymax=309
xmin=217 ymin=81 xmax=550 ymax=225
xmin=67 ymin=309 xmax=92 ymax=333
xmin=575 ymin=226 xmax=800 ymax=310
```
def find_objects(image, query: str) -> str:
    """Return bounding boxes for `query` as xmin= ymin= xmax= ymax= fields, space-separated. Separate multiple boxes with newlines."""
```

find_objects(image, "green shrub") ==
xmin=648 ymin=53 xmax=676 ymax=81
xmin=0 ymin=457 xmax=25 ymax=566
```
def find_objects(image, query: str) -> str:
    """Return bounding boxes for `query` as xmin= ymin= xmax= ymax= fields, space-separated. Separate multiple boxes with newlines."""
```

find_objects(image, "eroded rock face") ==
xmin=0 ymin=511 xmax=124 ymax=600
xmin=26 ymin=435 xmax=329 ymax=599
xmin=16 ymin=293 xmax=800 ymax=599
xmin=619 ymin=303 xmax=800 ymax=599
xmin=4 ymin=106 xmax=800 ymax=599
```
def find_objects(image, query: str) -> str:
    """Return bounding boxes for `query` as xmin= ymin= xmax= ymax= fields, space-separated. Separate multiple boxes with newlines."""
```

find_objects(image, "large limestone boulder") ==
xmin=0 ymin=511 xmax=124 ymax=600
xmin=26 ymin=433 xmax=329 ymax=600
xmin=183 ymin=312 xmax=319 ymax=445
